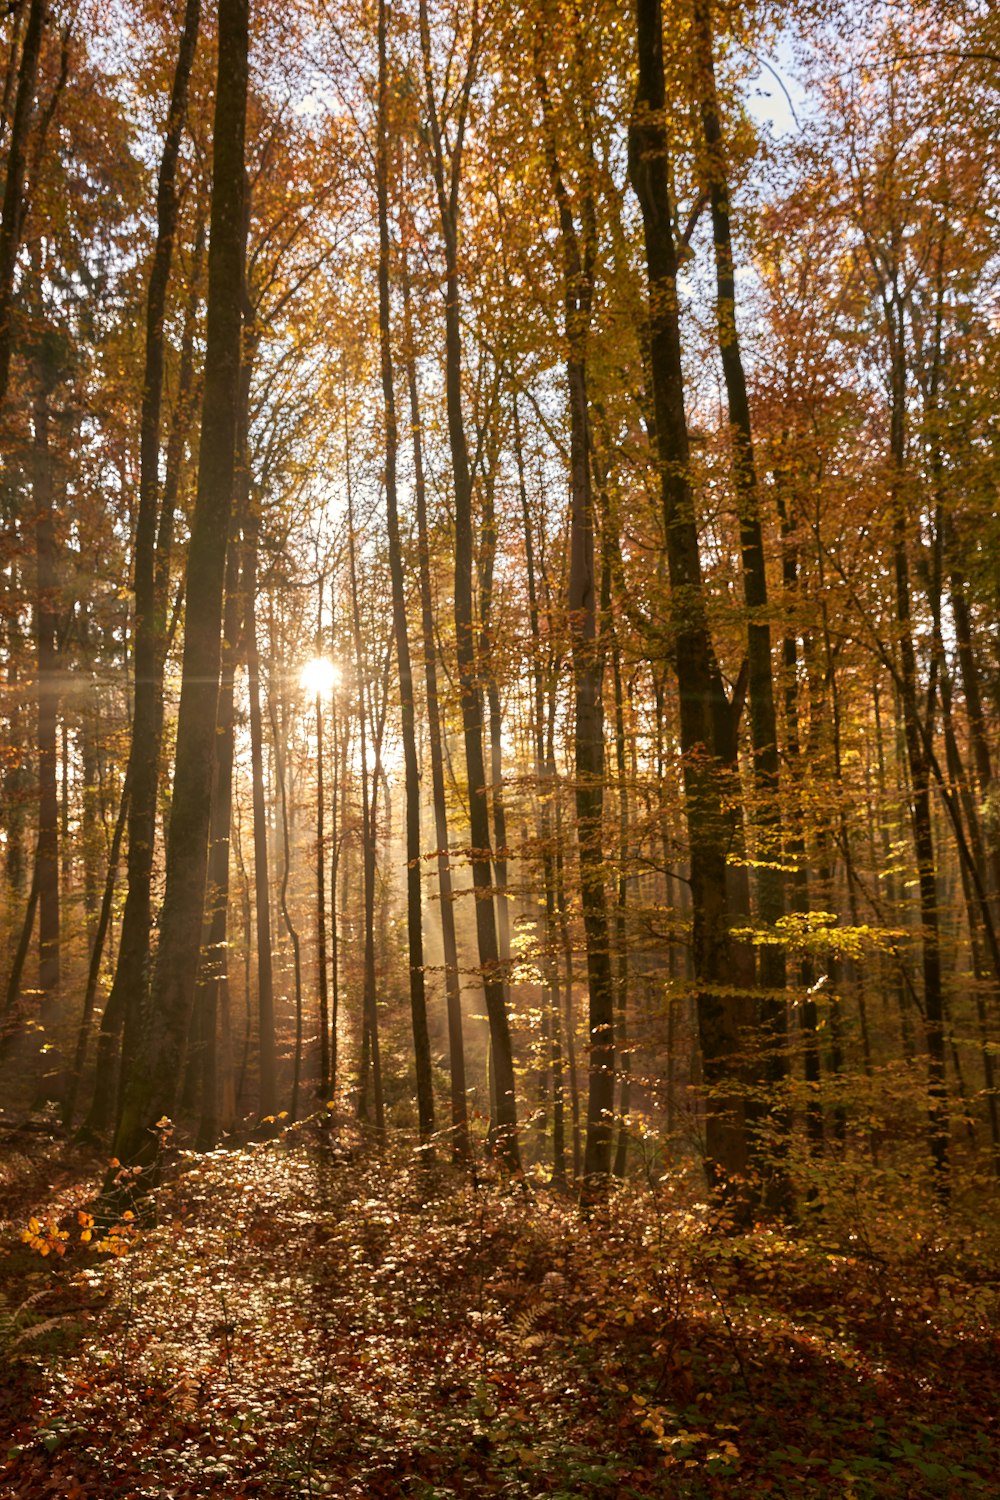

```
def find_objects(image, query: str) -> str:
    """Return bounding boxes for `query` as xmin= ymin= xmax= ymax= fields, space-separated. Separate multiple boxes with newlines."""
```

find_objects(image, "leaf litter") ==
xmin=1 ymin=1121 xmax=998 ymax=1499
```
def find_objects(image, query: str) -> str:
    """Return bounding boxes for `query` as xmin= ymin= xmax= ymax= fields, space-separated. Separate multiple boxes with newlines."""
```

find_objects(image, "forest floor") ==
xmin=0 ymin=1117 xmax=998 ymax=1499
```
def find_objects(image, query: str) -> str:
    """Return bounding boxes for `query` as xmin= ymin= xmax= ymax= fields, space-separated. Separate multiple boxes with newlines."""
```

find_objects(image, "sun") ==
xmin=299 ymin=656 xmax=340 ymax=699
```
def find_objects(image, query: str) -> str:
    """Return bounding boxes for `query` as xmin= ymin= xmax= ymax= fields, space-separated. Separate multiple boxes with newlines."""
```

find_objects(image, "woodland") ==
xmin=0 ymin=0 xmax=999 ymax=1494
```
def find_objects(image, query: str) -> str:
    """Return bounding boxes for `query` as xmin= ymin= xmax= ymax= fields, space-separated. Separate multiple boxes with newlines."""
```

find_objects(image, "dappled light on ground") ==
xmin=2 ymin=1129 xmax=998 ymax=1498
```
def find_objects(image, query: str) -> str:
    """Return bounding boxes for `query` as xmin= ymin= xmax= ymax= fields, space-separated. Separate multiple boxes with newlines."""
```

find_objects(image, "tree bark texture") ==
xmin=114 ymin=0 xmax=248 ymax=1166
xmin=376 ymin=0 xmax=434 ymax=1147
xmin=630 ymin=0 xmax=750 ymax=1194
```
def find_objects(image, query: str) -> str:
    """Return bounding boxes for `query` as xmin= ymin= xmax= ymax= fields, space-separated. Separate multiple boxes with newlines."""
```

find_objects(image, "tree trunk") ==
xmin=314 ymin=589 xmax=330 ymax=1097
xmin=630 ymin=0 xmax=750 ymax=1198
xmin=534 ymin=42 xmax=614 ymax=1190
xmin=0 ymin=0 xmax=46 ymax=409
xmin=100 ymin=0 xmax=202 ymax=1124
xmin=32 ymin=368 xmax=60 ymax=1083
xmin=692 ymin=0 xmax=788 ymax=1130
xmin=402 ymin=264 xmax=468 ymax=1160
xmin=516 ymin=397 xmax=566 ymax=1184
xmin=114 ymin=0 xmax=248 ymax=1168
xmin=775 ymin=478 xmax=823 ymax=1155
xmin=376 ymin=0 xmax=434 ymax=1148
xmin=63 ymin=772 xmax=130 ymax=1129
xmin=887 ymin=313 xmax=948 ymax=1188
xmin=608 ymin=582 xmax=631 ymax=1180
xmin=418 ymin=0 xmax=519 ymax=1169
xmin=244 ymin=511 xmax=278 ymax=1119
xmin=194 ymin=531 xmax=242 ymax=1150
xmin=344 ymin=382 xmax=384 ymax=1138
xmin=269 ymin=653 xmax=303 ymax=1122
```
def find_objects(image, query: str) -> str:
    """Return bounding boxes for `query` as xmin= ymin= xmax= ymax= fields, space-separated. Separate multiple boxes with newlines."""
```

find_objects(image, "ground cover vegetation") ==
xmin=1 ymin=0 xmax=999 ymax=1490
xmin=1 ymin=1124 xmax=999 ymax=1497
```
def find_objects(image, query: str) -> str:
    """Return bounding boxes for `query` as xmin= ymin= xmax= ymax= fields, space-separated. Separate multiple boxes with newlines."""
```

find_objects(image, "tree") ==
xmin=533 ymin=3 xmax=616 ymax=1189
xmin=418 ymin=0 xmax=520 ymax=1171
xmin=115 ymin=0 xmax=250 ymax=1167
xmin=98 ymin=0 xmax=202 ymax=1135
xmin=375 ymin=0 xmax=434 ymax=1149
xmin=630 ymin=0 xmax=753 ymax=1197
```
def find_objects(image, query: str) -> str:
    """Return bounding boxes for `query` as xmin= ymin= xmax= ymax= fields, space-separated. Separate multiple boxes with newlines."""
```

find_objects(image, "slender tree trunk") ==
xmin=194 ymin=532 xmax=241 ymax=1150
xmin=948 ymin=555 xmax=1000 ymax=922
xmin=245 ymin=512 xmax=277 ymax=1118
xmin=329 ymin=572 xmax=346 ymax=1101
xmin=939 ymin=662 xmax=1000 ymax=1169
xmin=535 ymin=46 xmax=614 ymax=1189
xmin=100 ymin=0 xmax=202 ymax=1122
xmin=0 ymin=1 xmax=26 ymax=144
xmin=114 ymin=0 xmax=248 ymax=1168
xmin=1 ymin=861 xmax=39 ymax=1051
xmin=419 ymin=0 xmax=519 ymax=1169
xmin=630 ymin=0 xmax=749 ymax=1198
xmin=402 ymin=265 xmax=468 ymax=1159
xmin=80 ymin=642 xmax=101 ymax=936
xmin=269 ymin=655 xmax=303 ymax=1122
xmin=516 ymin=398 xmax=566 ymax=1184
xmin=314 ymin=611 xmax=330 ymax=1096
xmin=609 ymin=589 xmax=631 ymax=1180
xmin=775 ymin=480 xmax=823 ymax=1155
xmin=692 ymin=0 xmax=788 ymax=1140
xmin=887 ymin=317 xmax=948 ymax=1187
xmin=32 ymin=368 xmax=60 ymax=1080
xmin=344 ymin=383 xmax=384 ymax=1138
xmin=376 ymin=0 xmax=433 ymax=1147
xmin=0 ymin=0 xmax=46 ymax=409
xmin=3 ymin=559 xmax=29 ymax=896
xmin=63 ymin=772 xmax=130 ymax=1129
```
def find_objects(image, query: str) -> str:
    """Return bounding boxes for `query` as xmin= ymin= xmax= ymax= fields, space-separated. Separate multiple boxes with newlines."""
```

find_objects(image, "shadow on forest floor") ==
xmin=1 ymin=1119 xmax=998 ymax=1499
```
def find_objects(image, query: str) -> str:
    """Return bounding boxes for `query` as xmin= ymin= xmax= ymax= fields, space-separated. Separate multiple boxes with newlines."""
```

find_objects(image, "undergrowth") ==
xmin=1 ymin=1122 xmax=997 ymax=1499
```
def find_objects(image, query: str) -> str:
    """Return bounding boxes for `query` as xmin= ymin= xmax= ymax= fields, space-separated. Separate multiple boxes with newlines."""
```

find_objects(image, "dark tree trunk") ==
xmin=418 ymin=0 xmax=519 ymax=1169
xmin=938 ymin=660 xmax=1000 ymax=1169
xmin=244 ymin=511 xmax=277 ymax=1119
xmin=114 ymin=0 xmax=248 ymax=1167
xmin=100 ymin=0 xmax=202 ymax=1125
xmin=0 ymin=0 xmax=46 ymax=409
xmin=269 ymin=658 xmax=304 ymax=1122
xmin=775 ymin=478 xmax=824 ymax=1155
xmin=887 ymin=318 xmax=948 ymax=1187
xmin=630 ymin=0 xmax=750 ymax=1197
xmin=535 ymin=43 xmax=615 ymax=1190
xmin=402 ymin=264 xmax=468 ymax=1160
xmin=692 ymin=0 xmax=787 ymax=1125
xmin=516 ymin=397 xmax=566 ymax=1184
xmin=328 ymin=574 xmax=345 ymax=1100
xmin=314 ymin=588 xmax=330 ymax=1097
xmin=608 ymin=579 xmax=631 ymax=1180
xmin=3 ymin=558 xmax=29 ymax=896
xmin=194 ymin=531 xmax=242 ymax=1150
xmin=344 ymin=390 xmax=384 ymax=1137
xmin=32 ymin=370 xmax=60 ymax=1073
xmin=0 ymin=1 xmax=26 ymax=140
xmin=376 ymin=0 xmax=434 ymax=1148
xmin=63 ymin=772 xmax=130 ymax=1129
